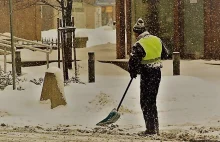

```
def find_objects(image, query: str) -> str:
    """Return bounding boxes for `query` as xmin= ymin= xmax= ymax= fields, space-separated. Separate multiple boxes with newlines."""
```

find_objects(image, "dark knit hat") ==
xmin=133 ymin=18 xmax=146 ymax=34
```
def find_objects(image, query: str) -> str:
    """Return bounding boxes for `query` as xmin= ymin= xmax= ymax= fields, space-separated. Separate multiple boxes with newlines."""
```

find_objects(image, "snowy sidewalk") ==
xmin=1 ymin=43 xmax=220 ymax=81
xmin=0 ymin=45 xmax=220 ymax=141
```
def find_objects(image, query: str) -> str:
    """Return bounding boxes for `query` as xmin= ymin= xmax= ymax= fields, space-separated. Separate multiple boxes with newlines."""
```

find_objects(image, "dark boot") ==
xmin=137 ymin=130 xmax=158 ymax=136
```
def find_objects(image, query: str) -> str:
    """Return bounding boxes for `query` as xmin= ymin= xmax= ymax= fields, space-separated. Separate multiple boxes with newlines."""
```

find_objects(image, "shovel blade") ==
xmin=96 ymin=108 xmax=121 ymax=126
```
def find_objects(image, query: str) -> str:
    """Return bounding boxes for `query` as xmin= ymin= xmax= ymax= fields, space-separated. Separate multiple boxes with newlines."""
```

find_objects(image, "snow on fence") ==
xmin=0 ymin=33 xmax=53 ymax=74
xmin=40 ymin=37 xmax=88 ymax=49
xmin=18 ymin=38 xmax=59 ymax=49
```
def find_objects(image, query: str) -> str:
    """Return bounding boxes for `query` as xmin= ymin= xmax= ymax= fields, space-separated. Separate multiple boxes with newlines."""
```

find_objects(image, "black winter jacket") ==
xmin=128 ymin=32 xmax=169 ymax=75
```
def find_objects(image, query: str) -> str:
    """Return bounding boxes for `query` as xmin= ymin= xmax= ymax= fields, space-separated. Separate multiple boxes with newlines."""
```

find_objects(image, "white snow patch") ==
xmin=41 ymin=26 xmax=118 ymax=47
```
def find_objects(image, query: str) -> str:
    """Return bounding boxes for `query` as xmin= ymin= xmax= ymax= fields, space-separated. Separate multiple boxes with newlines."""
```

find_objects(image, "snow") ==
xmin=0 ymin=27 xmax=220 ymax=140
xmin=41 ymin=26 xmax=117 ymax=48
xmin=1 ymin=70 xmax=220 ymax=132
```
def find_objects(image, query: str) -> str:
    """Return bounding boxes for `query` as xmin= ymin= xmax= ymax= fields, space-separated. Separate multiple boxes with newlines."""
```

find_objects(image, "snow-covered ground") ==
xmin=1 ymin=60 xmax=220 ymax=141
xmin=0 ymin=27 xmax=220 ymax=141
xmin=42 ymin=26 xmax=118 ymax=48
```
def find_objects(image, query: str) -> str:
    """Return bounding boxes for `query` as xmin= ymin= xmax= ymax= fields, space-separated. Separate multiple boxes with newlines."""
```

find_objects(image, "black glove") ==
xmin=130 ymin=72 xmax=137 ymax=79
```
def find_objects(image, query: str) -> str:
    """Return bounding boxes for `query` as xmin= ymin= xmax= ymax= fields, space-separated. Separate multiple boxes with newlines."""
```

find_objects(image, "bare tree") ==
xmin=146 ymin=0 xmax=160 ymax=36
xmin=38 ymin=0 xmax=74 ymax=71
xmin=38 ymin=0 xmax=73 ymax=27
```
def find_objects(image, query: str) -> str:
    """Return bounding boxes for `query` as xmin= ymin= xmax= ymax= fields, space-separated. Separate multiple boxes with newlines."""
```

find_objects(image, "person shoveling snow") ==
xmin=128 ymin=18 xmax=169 ymax=136
xmin=96 ymin=18 xmax=169 ymax=136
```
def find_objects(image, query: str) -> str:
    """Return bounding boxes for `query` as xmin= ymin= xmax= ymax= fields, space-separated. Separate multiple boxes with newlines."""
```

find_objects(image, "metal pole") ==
xmin=73 ymin=32 xmax=77 ymax=80
xmin=72 ymin=17 xmax=77 ymax=81
xmin=57 ymin=18 xmax=61 ymax=68
xmin=9 ymin=0 xmax=16 ymax=90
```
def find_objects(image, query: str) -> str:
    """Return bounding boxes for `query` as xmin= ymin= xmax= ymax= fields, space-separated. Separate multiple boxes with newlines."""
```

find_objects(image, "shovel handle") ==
xmin=116 ymin=78 xmax=133 ymax=111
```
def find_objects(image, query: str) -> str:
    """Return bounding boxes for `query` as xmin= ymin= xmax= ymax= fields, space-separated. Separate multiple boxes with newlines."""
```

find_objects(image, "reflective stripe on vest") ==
xmin=138 ymin=35 xmax=162 ymax=64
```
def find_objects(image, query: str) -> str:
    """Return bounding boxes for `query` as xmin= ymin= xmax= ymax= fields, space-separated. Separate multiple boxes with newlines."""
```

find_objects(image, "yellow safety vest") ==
xmin=138 ymin=35 xmax=162 ymax=64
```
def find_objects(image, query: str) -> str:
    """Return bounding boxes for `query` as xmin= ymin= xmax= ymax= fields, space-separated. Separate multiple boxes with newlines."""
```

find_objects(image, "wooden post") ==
xmin=57 ymin=18 xmax=61 ymax=68
xmin=116 ymin=0 xmax=125 ymax=59
xmin=46 ymin=49 xmax=49 ymax=69
xmin=4 ymin=47 xmax=7 ymax=73
xmin=51 ymin=39 xmax=53 ymax=46
xmin=15 ymin=51 xmax=21 ymax=76
xmin=126 ymin=0 xmax=132 ymax=55
xmin=173 ymin=52 xmax=180 ymax=75
xmin=72 ymin=17 xmax=77 ymax=80
xmin=88 ymin=52 xmax=95 ymax=83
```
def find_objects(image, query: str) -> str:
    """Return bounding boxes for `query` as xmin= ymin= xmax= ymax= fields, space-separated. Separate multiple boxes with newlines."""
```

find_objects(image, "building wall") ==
xmin=101 ymin=5 xmax=115 ymax=26
xmin=0 ymin=0 xmax=41 ymax=40
xmin=72 ymin=2 xmax=86 ymax=28
xmin=204 ymin=0 xmax=220 ymax=59
xmin=44 ymin=2 xmax=96 ymax=29
xmin=158 ymin=0 xmax=174 ymax=54
xmin=42 ymin=5 xmax=55 ymax=31
xmin=42 ymin=2 xmax=116 ymax=30
xmin=184 ymin=0 xmax=204 ymax=58
xmin=85 ymin=3 xmax=96 ymax=28
xmin=132 ymin=0 xmax=207 ymax=59
xmin=95 ymin=7 xmax=102 ymax=28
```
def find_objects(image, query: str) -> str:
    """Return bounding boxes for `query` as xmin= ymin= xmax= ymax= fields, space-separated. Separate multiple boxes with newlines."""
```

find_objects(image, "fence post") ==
xmin=46 ymin=47 xmax=49 ymax=69
xmin=4 ymin=47 xmax=7 ymax=73
xmin=51 ymin=39 xmax=53 ymax=46
xmin=88 ymin=52 xmax=95 ymax=83
xmin=173 ymin=52 xmax=180 ymax=75
xmin=15 ymin=51 xmax=21 ymax=76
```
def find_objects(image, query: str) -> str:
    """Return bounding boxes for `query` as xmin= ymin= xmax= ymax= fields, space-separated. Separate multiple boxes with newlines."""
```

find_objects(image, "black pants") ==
xmin=140 ymin=67 xmax=161 ymax=134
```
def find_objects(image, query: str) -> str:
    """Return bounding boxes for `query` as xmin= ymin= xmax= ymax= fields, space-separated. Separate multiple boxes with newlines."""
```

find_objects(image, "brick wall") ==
xmin=0 ymin=0 xmax=42 ymax=40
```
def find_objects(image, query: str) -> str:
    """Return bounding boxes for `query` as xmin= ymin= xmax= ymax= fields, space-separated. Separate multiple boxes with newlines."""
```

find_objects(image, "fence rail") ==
xmin=0 ymin=33 xmax=54 ymax=72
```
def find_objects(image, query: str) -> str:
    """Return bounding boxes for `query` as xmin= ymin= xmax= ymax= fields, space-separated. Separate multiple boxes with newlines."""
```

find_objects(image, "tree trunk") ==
xmin=173 ymin=0 xmax=184 ymax=56
xmin=146 ymin=0 xmax=160 ymax=36
xmin=126 ymin=0 xmax=132 ymax=55
xmin=116 ymin=0 xmax=125 ymax=59
xmin=65 ymin=0 xmax=73 ymax=69
xmin=61 ymin=0 xmax=73 ymax=73
xmin=61 ymin=0 xmax=68 ymax=80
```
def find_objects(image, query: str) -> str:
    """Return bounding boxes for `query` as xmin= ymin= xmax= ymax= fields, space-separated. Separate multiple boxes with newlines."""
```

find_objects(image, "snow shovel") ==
xmin=96 ymin=78 xmax=133 ymax=126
